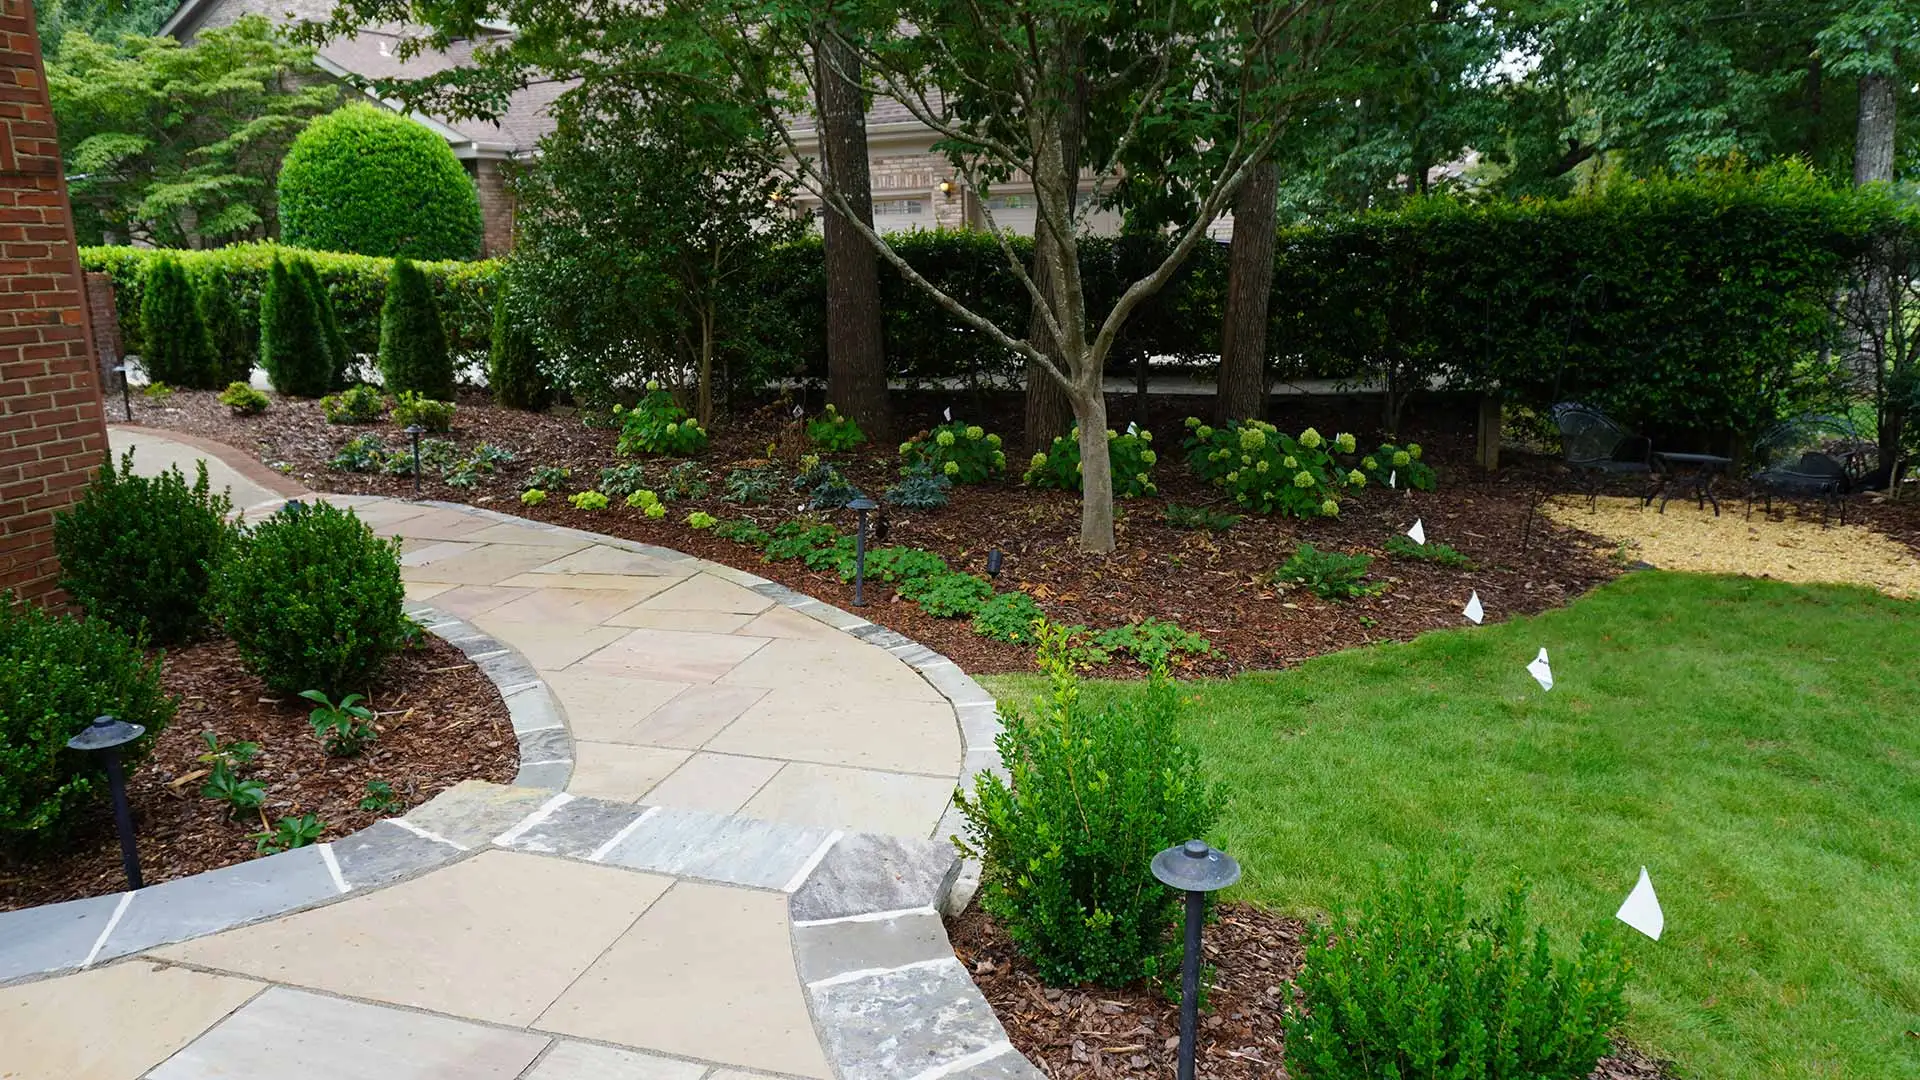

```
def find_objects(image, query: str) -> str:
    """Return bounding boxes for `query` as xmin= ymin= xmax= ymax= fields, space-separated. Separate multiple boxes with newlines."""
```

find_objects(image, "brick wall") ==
xmin=472 ymin=157 xmax=515 ymax=256
xmin=0 ymin=5 xmax=110 ymax=607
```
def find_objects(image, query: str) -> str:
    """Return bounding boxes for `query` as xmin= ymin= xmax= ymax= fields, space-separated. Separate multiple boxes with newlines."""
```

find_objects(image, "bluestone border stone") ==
xmin=0 ymin=893 xmax=122 ymax=983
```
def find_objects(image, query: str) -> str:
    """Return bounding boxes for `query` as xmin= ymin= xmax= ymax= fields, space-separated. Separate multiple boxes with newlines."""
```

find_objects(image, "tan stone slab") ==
xmin=335 ymin=499 xmax=434 ymax=529
xmin=739 ymin=762 xmax=953 ymax=837
xmin=575 ymin=628 xmax=770 ymax=684
xmin=718 ymin=638 xmax=944 ymax=702
xmin=546 ymin=672 xmax=693 ymax=742
xmin=523 ymin=1041 xmax=709 ymax=1080
xmin=468 ymin=619 xmax=630 ymax=670
xmin=707 ymin=688 xmax=961 ymax=776
xmin=634 ymin=574 xmax=775 ymax=615
xmin=0 ymin=961 xmax=262 ymax=1080
xmin=497 ymin=572 xmax=688 ymax=593
xmin=569 ymin=742 xmax=693 ymax=802
xmin=404 ymin=581 xmax=454 ymax=601
xmin=155 ymin=851 xmax=671 ymax=1026
xmin=532 ymin=545 xmax=688 ymax=578
xmin=537 ymin=882 xmax=830 ymax=1079
xmin=616 ymin=685 xmax=768 ymax=749
xmin=487 ymin=587 xmax=663 ymax=626
xmin=400 ymin=540 xmax=482 ymax=567
xmin=640 ymin=753 xmax=784 ymax=815
xmin=464 ymin=522 xmax=597 ymax=547
xmin=606 ymin=608 xmax=757 ymax=634
xmin=404 ymin=543 xmax=572 ymax=586
xmin=733 ymin=606 xmax=849 ymax=642
xmin=378 ymin=507 xmax=503 ymax=541
xmin=409 ymin=584 xmax=533 ymax=619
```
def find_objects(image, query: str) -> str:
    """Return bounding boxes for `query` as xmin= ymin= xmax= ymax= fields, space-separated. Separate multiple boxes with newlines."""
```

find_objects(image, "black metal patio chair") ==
xmin=1550 ymin=402 xmax=1655 ymax=510
xmin=1746 ymin=414 xmax=1869 ymax=525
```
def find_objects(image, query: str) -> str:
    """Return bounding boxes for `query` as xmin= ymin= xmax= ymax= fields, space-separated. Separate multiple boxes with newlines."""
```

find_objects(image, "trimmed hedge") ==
xmin=278 ymin=103 xmax=484 ymax=261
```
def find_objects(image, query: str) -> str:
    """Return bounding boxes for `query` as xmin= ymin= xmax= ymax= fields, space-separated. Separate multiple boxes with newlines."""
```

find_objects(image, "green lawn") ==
xmin=980 ymin=573 xmax=1920 ymax=1080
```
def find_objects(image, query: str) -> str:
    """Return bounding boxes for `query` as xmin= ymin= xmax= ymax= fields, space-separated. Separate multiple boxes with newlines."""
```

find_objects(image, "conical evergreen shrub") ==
xmin=258 ymin=256 xmax=331 ymax=397
xmin=378 ymin=258 xmax=453 ymax=400
xmin=194 ymin=268 xmax=254 ymax=385
xmin=293 ymin=258 xmax=353 ymax=388
xmin=489 ymin=280 xmax=549 ymax=410
xmin=139 ymin=255 xmax=219 ymax=389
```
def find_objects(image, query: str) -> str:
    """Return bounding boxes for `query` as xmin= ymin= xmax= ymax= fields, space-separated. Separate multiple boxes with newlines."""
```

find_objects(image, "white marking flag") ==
xmin=1407 ymin=518 xmax=1426 ymax=545
xmin=1388 ymin=470 xmax=1397 ymax=488
xmin=944 ymin=406 xmax=952 ymax=422
xmin=1463 ymin=591 xmax=1484 ymax=624
xmin=1527 ymin=647 xmax=1553 ymax=691
xmin=1616 ymin=867 xmax=1664 ymax=940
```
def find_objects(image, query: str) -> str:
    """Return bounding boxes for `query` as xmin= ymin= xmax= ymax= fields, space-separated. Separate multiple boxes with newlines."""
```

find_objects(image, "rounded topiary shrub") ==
xmin=278 ymin=103 xmax=484 ymax=261
xmin=213 ymin=500 xmax=407 ymax=698
xmin=0 ymin=599 xmax=175 ymax=847
xmin=139 ymin=254 xmax=220 ymax=389
xmin=54 ymin=449 xmax=237 ymax=645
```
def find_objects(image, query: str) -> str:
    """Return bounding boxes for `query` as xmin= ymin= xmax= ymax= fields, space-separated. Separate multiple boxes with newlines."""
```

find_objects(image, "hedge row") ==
xmin=82 ymin=243 xmax=499 ymax=361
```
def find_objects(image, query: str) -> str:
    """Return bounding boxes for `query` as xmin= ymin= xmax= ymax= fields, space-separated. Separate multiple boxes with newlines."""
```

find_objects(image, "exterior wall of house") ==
xmin=470 ymin=156 xmax=515 ymax=256
xmin=0 ymin=7 xmax=111 ymax=607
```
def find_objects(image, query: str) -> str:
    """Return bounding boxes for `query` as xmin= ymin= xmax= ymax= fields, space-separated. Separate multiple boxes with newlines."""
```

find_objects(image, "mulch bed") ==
xmin=946 ymin=905 xmax=1674 ymax=1080
xmin=0 ymin=634 xmax=516 ymax=911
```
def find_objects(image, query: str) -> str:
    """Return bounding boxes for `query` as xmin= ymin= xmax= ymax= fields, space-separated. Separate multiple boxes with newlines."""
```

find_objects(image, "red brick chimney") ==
xmin=0 ymin=1 xmax=110 ymax=606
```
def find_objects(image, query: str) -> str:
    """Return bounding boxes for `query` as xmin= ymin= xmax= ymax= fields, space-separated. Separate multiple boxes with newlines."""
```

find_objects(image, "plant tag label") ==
xmin=1388 ymin=470 xmax=1397 ymax=488
xmin=1616 ymin=867 xmax=1664 ymax=940
xmin=1527 ymin=647 xmax=1553 ymax=691
xmin=1463 ymin=591 xmax=1484 ymax=624
xmin=1407 ymin=518 xmax=1425 ymax=545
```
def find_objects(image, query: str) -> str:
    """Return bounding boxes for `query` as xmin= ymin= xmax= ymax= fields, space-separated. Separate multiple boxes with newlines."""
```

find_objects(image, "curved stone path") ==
xmin=0 ymin=429 xmax=1034 ymax=1080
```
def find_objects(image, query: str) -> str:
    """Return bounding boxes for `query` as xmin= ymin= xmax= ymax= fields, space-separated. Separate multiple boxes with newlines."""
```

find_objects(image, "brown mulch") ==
xmin=127 ymin=388 xmax=1632 ymax=676
xmin=946 ymin=905 xmax=1674 ymax=1080
xmin=0 ymin=634 xmax=516 ymax=911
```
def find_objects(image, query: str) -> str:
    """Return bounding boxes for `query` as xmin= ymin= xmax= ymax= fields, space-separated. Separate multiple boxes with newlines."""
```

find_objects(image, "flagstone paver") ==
xmin=0 ymin=962 xmax=262 ymax=1080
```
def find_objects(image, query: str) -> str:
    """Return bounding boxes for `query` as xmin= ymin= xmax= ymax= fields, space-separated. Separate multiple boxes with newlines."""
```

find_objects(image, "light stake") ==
xmin=848 ymin=495 xmax=878 ymax=606
xmin=1152 ymin=840 xmax=1241 ymax=1080
xmin=985 ymin=548 xmax=1003 ymax=578
xmin=405 ymin=424 xmax=425 ymax=499
xmin=67 ymin=715 xmax=147 ymax=890
xmin=114 ymin=363 xmax=132 ymax=421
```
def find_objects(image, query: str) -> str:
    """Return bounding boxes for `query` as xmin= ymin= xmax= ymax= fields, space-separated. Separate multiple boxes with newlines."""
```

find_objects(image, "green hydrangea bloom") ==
xmin=1393 ymin=451 xmax=1411 ymax=466
xmin=1134 ymin=473 xmax=1149 ymax=486
xmin=1031 ymin=452 xmax=1048 ymax=467
xmin=1336 ymin=432 xmax=1357 ymax=453
xmin=1408 ymin=443 xmax=1423 ymax=460
xmin=1294 ymin=471 xmax=1315 ymax=488
xmin=1196 ymin=425 xmax=1214 ymax=439
xmin=936 ymin=430 xmax=955 ymax=447
xmin=898 ymin=442 xmax=913 ymax=455
xmin=1239 ymin=427 xmax=1266 ymax=451
xmin=965 ymin=425 xmax=984 ymax=440
xmin=1362 ymin=456 xmax=1379 ymax=471
xmin=1321 ymin=499 xmax=1339 ymax=516
xmin=1141 ymin=449 xmax=1157 ymax=465
xmin=943 ymin=461 xmax=961 ymax=476
xmin=645 ymin=380 xmax=661 ymax=391
xmin=1284 ymin=455 xmax=1298 ymax=469
xmin=665 ymin=422 xmax=679 ymax=434
xmin=1299 ymin=427 xmax=1323 ymax=449
xmin=1241 ymin=454 xmax=1253 ymax=466
xmin=1185 ymin=416 xmax=1201 ymax=428
xmin=1226 ymin=470 xmax=1239 ymax=482
xmin=1348 ymin=470 xmax=1366 ymax=486
xmin=1140 ymin=430 xmax=1152 ymax=442
xmin=1106 ymin=429 xmax=1118 ymax=440
xmin=986 ymin=433 xmax=1002 ymax=449
xmin=992 ymin=451 xmax=1006 ymax=467
xmin=1256 ymin=459 xmax=1270 ymax=474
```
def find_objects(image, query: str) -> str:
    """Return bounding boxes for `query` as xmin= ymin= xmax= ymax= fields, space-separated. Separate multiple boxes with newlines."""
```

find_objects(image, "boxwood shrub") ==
xmin=0 ymin=599 xmax=175 ymax=847
xmin=278 ymin=103 xmax=483 ymax=261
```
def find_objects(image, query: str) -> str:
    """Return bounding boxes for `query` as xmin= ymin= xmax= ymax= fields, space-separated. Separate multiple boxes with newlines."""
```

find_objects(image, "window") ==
xmin=874 ymin=199 xmax=926 ymax=216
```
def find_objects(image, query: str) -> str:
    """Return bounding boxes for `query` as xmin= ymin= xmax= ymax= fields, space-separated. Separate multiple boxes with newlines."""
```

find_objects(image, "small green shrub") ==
xmin=660 ymin=461 xmax=709 ymax=501
xmin=615 ymin=385 xmax=708 ymax=457
xmin=713 ymin=519 xmax=770 ymax=547
xmin=521 ymin=488 xmax=548 ymax=505
xmin=378 ymin=257 xmax=455 ymax=400
xmin=141 ymin=381 xmax=176 ymax=402
xmin=885 ymin=462 xmax=953 ymax=509
xmin=527 ymin=464 xmax=572 ymax=490
xmin=1358 ymin=442 xmax=1437 ymax=491
xmin=955 ymin=624 xmax=1223 ymax=985
xmin=1183 ymin=419 xmax=1361 ymax=518
xmin=213 ymin=501 xmax=407 ymax=697
xmin=0 ymin=601 xmax=175 ymax=845
xmin=902 ymin=570 xmax=993 ymax=618
xmin=624 ymin=489 xmax=662 ymax=511
xmin=329 ymin=434 xmax=389 ymax=473
xmin=320 ymin=383 xmax=386 ymax=424
xmin=218 ymin=381 xmax=269 ymax=415
xmin=201 ymin=759 xmax=266 ymax=814
xmin=391 ymin=390 xmax=455 ymax=433
xmin=258 ymin=256 xmax=332 ymax=397
xmin=723 ymin=465 xmax=783 ymax=505
xmin=140 ymin=254 xmax=220 ymax=389
xmin=1164 ymin=503 xmax=1240 ymax=531
xmin=597 ymin=463 xmax=648 ymax=499
xmin=360 ymin=779 xmax=402 ymax=813
xmin=792 ymin=458 xmax=859 ymax=510
xmin=1384 ymin=533 xmax=1473 ymax=568
xmin=196 ymin=273 xmax=254 ymax=385
xmin=1285 ymin=862 xmax=1628 ymax=1080
xmin=292 ymin=257 xmax=351 ymax=389
xmin=764 ymin=520 xmax=841 ymax=562
xmin=1272 ymin=544 xmax=1382 ymax=601
xmin=687 ymin=511 xmax=717 ymax=529
xmin=301 ymin=689 xmax=377 ymax=756
xmin=901 ymin=420 xmax=1006 ymax=484
xmin=253 ymin=813 xmax=325 ymax=854
xmin=569 ymin=491 xmax=610 ymax=510
xmin=1024 ymin=426 xmax=1159 ymax=498
xmin=1093 ymin=617 xmax=1212 ymax=665
xmin=489 ymin=279 xmax=551 ymax=410
xmin=972 ymin=591 xmax=1044 ymax=645
xmin=278 ymin=102 xmax=483 ymax=260
xmin=54 ymin=450 xmax=236 ymax=644
xmin=806 ymin=404 xmax=867 ymax=452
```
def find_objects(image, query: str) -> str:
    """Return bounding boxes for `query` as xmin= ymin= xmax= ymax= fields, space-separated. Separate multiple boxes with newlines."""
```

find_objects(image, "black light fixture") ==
xmin=1151 ymin=840 xmax=1242 ymax=1080
xmin=405 ymin=424 xmax=426 ymax=498
xmin=68 ymin=715 xmax=147 ymax=890
xmin=113 ymin=363 xmax=132 ymax=421
xmin=985 ymin=548 xmax=1003 ymax=578
xmin=847 ymin=495 xmax=878 ymax=606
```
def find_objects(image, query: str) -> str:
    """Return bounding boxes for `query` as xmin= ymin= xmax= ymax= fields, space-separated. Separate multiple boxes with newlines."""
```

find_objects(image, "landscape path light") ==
xmin=848 ymin=495 xmax=878 ymax=606
xmin=114 ymin=363 xmax=132 ymax=421
xmin=405 ymin=424 xmax=426 ymax=498
xmin=1152 ymin=839 xmax=1241 ymax=1080
xmin=985 ymin=548 xmax=1003 ymax=578
xmin=68 ymin=715 xmax=147 ymax=890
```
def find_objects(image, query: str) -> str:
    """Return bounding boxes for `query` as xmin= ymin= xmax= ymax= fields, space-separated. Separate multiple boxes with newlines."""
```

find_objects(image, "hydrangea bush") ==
xmin=806 ymin=404 xmax=867 ymax=452
xmin=1358 ymin=442 xmax=1436 ymax=491
xmin=1024 ymin=427 xmax=1158 ymax=498
xmin=615 ymin=383 xmax=708 ymax=457
xmin=900 ymin=420 xmax=1006 ymax=484
xmin=1183 ymin=418 xmax=1363 ymax=518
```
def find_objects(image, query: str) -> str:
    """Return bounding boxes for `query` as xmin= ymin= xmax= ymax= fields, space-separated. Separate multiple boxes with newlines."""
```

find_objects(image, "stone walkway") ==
xmin=1 ymin=429 xmax=1028 ymax=1080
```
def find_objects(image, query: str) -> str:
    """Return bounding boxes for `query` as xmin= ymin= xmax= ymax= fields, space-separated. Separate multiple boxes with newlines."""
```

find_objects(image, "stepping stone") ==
xmin=593 ymin=805 xmax=832 ymax=890
xmin=789 ymin=832 xmax=960 ymax=922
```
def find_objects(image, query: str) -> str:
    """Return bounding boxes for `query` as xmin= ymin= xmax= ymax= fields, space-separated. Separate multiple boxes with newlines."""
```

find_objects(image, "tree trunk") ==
xmin=697 ymin=302 xmax=714 ymax=426
xmin=814 ymin=28 xmax=890 ymax=439
xmin=1216 ymin=155 xmax=1279 ymax=423
xmin=1853 ymin=73 xmax=1896 ymax=187
xmin=1853 ymin=72 xmax=1898 ymax=398
xmin=1023 ymin=49 xmax=1085 ymax=452
xmin=1072 ymin=388 xmax=1115 ymax=553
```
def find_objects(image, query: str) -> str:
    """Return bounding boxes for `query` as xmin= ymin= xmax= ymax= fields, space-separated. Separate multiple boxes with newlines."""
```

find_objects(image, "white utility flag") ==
xmin=1527 ymin=647 xmax=1553 ymax=691
xmin=1616 ymin=867 xmax=1664 ymax=940
xmin=1388 ymin=470 xmax=1397 ymax=488
xmin=943 ymin=406 xmax=952 ymax=422
xmin=1407 ymin=518 xmax=1426 ymax=545
xmin=1463 ymin=591 xmax=1484 ymax=624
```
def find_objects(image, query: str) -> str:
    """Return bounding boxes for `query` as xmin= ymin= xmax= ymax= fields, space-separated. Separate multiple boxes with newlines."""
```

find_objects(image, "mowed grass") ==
xmin=980 ymin=573 xmax=1920 ymax=1080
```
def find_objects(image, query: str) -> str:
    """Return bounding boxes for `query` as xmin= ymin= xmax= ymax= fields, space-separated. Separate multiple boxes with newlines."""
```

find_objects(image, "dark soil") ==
xmin=0 ymin=635 xmax=516 ymax=910
xmin=127 ymin=388 xmax=1628 ymax=676
xmin=946 ymin=905 xmax=1674 ymax=1080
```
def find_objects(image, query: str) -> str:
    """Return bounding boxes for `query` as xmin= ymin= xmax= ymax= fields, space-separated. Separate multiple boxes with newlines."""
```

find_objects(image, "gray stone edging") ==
xmin=0 ymin=606 xmax=567 ymax=988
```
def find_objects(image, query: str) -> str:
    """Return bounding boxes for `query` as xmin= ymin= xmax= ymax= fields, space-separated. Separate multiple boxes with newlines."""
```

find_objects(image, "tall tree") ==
xmin=814 ymin=25 xmax=892 ymax=438
xmin=46 ymin=16 xmax=335 ymax=246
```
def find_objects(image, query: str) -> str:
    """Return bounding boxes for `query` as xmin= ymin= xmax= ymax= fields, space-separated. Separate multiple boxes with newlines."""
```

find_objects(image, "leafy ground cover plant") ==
xmin=885 ymin=461 xmax=953 ymax=509
xmin=615 ymin=383 xmax=708 ymax=456
xmin=713 ymin=519 xmax=770 ymax=547
xmin=1093 ymin=617 xmax=1212 ymax=665
xmin=687 ymin=511 xmax=717 ymax=529
xmin=391 ymin=390 xmax=455 ymax=432
xmin=201 ymin=760 xmax=266 ymax=815
xmin=320 ymin=383 xmax=385 ymax=424
xmin=143 ymin=381 xmax=177 ymax=402
xmin=528 ymin=464 xmax=572 ymax=490
xmin=901 ymin=570 xmax=994 ymax=618
xmin=764 ymin=520 xmax=841 ymax=562
xmin=1385 ymin=533 xmax=1473 ymax=568
xmin=723 ymin=465 xmax=783 ymax=505
xmin=360 ymin=779 xmax=402 ymax=813
xmin=301 ymin=690 xmax=377 ymax=756
xmin=329 ymin=434 xmax=387 ymax=473
xmin=1272 ymin=544 xmax=1383 ymax=600
xmin=598 ymin=462 xmax=648 ymax=498
xmin=1025 ymin=426 xmax=1158 ymax=497
xmin=198 ymin=731 xmax=260 ymax=771
xmin=901 ymin=420 xmax=1006 ymax=484
xmin=1285 ymin=861 xmax=1628 ymax=1080
xmin=806 ymin=403 xmax=867 ymax=451
xmin=972 ymin=591 xmax=1045 ymax=645
xmin=792 ymin=457 xmax=859 ymax=510
xmin=956 ymin=623 xmax=1223 ymax=985
xmin=1164 ymin=503 xmax=1241 ymax=531
xmin=569 ymin=490 xmax=610 ymax=511
xmin=252 ymin=813 xmax=325 ymax=854
xmin=521 ymin=489 xmax=549 ymax=505
xmin=837 ymin=545 xmax=949 ymax=586
xmin=54 ymin=449 xmax=236 ymax=644
xmin=660 ymin=460 xmax=709 ymax=501
xmin=218 ymin=381 xmax=269 ymax=415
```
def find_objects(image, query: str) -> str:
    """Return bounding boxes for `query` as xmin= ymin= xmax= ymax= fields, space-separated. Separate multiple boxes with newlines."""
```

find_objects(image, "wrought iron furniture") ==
xmin=1747 ymin=415 xmax=1867 ymax=525
xmin=1551 ymin=402 xmax=1655 ymax=510
xmin=1653 ymin=452 xmax=1733 ymax=516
